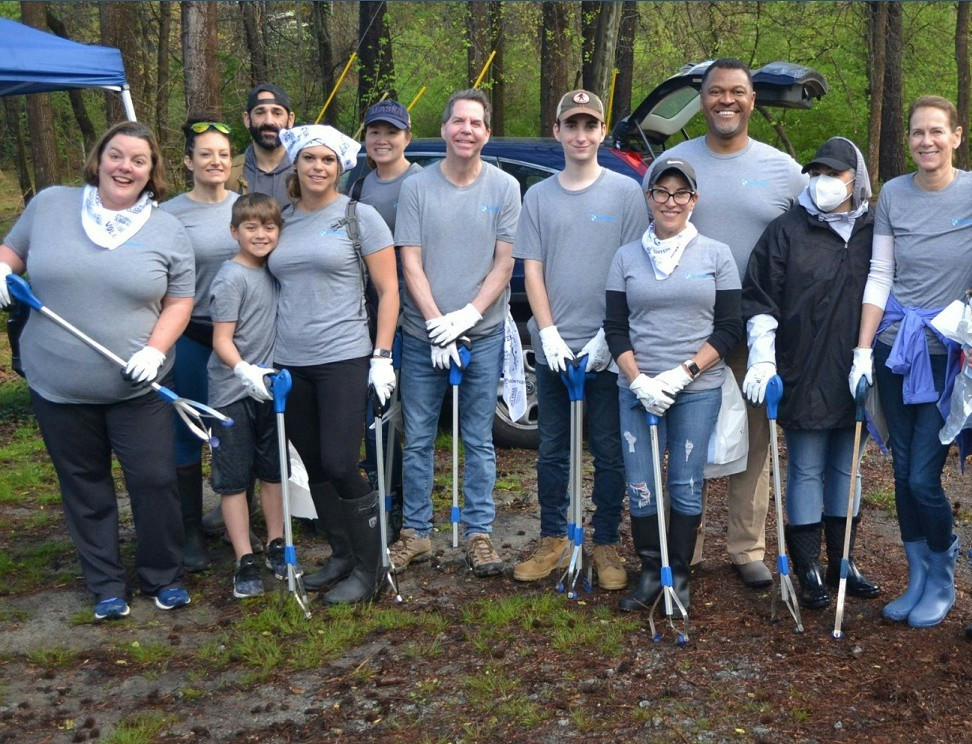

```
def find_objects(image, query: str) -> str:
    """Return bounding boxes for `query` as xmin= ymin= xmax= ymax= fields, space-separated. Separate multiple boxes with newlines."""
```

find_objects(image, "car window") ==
xmin=497 ymin=160 xmax=556 ymax=200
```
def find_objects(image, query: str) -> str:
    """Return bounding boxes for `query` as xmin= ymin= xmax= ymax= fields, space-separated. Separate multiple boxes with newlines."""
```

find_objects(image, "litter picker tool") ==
xmin=556 ymin=355 xmax=592 ymax=598
xmin=6 ymin=274 xmax=232 ymax=445
xmin=269 ymin=369 xmax=311 ymax=619
xmin=449 ymin=338 xmax=472 ymax=548
xmin=765 ymin=375 xmax=804 ymax=633
xmin=370 ymin=385 xmax=403 ymax=603
xmin=832 ymin=376 xmax=870 ymax=640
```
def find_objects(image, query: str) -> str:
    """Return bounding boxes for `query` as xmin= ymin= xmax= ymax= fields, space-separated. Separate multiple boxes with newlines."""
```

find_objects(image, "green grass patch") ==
xmin=179 ymin=686 xmax=208 ymax=702
xmin=0 ymin=607 xmax=27 ymax=623
xmin=0 ymin=424 xmax=59 ymax=505
xmin=462 ymin=663 xmax=549 ymax=727
xmin=864 ymin=486 xmax=896 ymax=517
xmin=0 ymin=539 xmax=77 ymax=595
xmin=122 ymin=640 xmax=175 ymax=666
xmin=102 ymin=712 xmax=170 ymax=744
xmin=26 ymin=645 xmax=78 ymax=667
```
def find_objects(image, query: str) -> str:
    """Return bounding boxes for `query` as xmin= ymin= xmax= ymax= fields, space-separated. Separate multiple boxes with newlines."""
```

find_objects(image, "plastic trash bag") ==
xmin=704 ymin=370 xmax=749 ymax=478
xmin=932 ymin=297 xmax=972 ymax=445
xmin=287 ymin=442 xmax=319 ymax=520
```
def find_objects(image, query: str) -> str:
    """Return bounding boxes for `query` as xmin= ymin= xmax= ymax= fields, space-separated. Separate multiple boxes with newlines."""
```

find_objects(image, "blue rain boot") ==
xmin=883 ymin=540 xmax=930 ymax=621
xmin=907 ymin=536 xmax=959 ymax=628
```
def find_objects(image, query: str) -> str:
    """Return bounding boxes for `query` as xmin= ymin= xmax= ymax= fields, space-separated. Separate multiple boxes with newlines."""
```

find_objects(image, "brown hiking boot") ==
xmin=388 ymin=528 xmax=432 ymax=574
xmin=591 ymin=544 xmax=628 ymax=591
xmin=513 ymin=536 xmax=570 ymax=582
xmin=466 ymin=533 xmax=504 ymax=577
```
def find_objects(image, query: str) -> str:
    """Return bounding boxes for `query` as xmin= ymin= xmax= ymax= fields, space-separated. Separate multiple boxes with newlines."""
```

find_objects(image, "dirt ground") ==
xmin=1 ymin=375 xmax=971 ymax=742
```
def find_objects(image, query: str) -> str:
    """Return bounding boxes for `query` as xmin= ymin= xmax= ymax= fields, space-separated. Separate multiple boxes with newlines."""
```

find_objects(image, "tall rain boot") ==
xmin=823 ymin=515 xmax=881 ymax=598
xmin=302 ymin=482 xmax=354 ymax=591
xmin=668 ymin=511 xmax=702 ymax=612
xmin=908 ymin=535 xmax=959 ymax=628
xmin=883 ymin=540 xmax=930 ymax=621
xmin=178 ymin=463 xmax=210 ymax=572
xmin=322 ymin=491 xmax=382 ymax=605
xmin=785 ymin=522 xmax=830 ymax=610
xmin=619 ymin=514 xmax=662 ymax=612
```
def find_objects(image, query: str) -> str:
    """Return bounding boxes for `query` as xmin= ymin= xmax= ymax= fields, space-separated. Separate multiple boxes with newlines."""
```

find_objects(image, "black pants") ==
xmin=30 ymin=388 xmax=184 ymax=601
xmin=282 ymin=357 xmax=372 ymax=500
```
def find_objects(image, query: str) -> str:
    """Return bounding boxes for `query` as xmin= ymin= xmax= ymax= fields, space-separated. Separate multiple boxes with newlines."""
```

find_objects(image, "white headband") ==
xmin=279 ymin=125 xmax=360 ymax=172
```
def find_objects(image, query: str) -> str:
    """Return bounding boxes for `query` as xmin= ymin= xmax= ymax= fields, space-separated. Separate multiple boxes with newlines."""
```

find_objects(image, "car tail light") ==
xmin=610 ymin=148 xmax=648 ymax=176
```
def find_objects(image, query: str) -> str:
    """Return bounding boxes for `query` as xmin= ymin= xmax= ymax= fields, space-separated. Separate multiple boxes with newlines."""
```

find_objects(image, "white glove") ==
xmin=233 ymin=361 xmax=275 ymax=401
xmin=368 ymin=357 xmax=397 ymax=405
xmin=124 ymin=346 xmax=165 ymax=384
xmin=579 ymin=328 xmax=612 ymax=372
xmin=0 ymin=263 xmax=11 ymax=307
xmin=629 ymin=373 xmax=677 ymax=415
xmin=849 ymin=347 xmax=873 ymax=399
xmin=538 ymin=325 xmax=575 ymax=373
xmin=655 ymin=364 xmax=694 ymax=396
xmin=431 ymin=341 xmax=462 ymax=370
xmin=742 ymin=361 xmax=776 ymax=405
xmin=425 ymin=304 xmax=482 ymax=346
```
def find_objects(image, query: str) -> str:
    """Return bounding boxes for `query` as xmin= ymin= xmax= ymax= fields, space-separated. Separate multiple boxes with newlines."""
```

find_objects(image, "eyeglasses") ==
xmin=648 ymin=187 xmax=695 ymax=205
xmin=190 ymin=122 xmax=231 ymax=135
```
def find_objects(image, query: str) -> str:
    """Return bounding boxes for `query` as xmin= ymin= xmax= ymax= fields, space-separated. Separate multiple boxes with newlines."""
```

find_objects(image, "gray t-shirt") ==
xmin=606 ymin=234 xmax=740 ymax=392
xmin=395 ymin=161 xmax=521 ymax=341
xmin=513 ymin=169 xmax=649 ymax=364
xmin=358 ymin=162 xmax=423 ymax=234
xmin=874 ymin=169 xmax=972 ymax=351
xmin=268 ymin=195 xmax=392 ymax=365
xmin=243 ymin=144 xmax=292 ymax=207
xmin=159 ymin=191 xmax=239 ymax=322
xmin=4 ymin=186 xmax=194 ymax=404
xmin=652 ymin=137 xmax=806 ymax=279
xmin=207 ymin=259 xmax=278 ymax=408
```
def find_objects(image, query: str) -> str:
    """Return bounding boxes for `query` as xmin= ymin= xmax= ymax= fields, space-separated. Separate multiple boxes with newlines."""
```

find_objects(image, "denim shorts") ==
xmin=210 ymin=396 xmax=281 ymax=494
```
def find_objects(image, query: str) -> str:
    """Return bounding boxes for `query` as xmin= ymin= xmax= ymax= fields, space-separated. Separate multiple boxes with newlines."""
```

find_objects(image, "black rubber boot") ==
xmin=668 ymin=511 xmax=702 ymax=612
xmin=619 ymin=515 xmax=662 ymax=612
xmin=177 ymin=463 xmax=210 ymax=573
xmin=823 ymin=515 xmax=881 ymax=598
xmin=302 ymin=482 xmax=354 ymax=591
xmin=785 ymin=522 xmax=830 ymax=610
xmin=322 ymin=491 xmax=382 ymax=605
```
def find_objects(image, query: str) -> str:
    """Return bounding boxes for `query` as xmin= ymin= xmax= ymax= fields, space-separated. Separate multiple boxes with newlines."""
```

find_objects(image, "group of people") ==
xmin=0 ymin=59 xmax=968 ymax=635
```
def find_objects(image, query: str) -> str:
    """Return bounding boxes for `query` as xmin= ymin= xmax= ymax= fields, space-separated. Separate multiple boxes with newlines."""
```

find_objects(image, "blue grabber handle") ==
xmin=448 ymin=338 xmax=472 ymax=386
xmin=854 ymin=376 xmax=871 ymax=423
xmin=6 ymin=274 xmax=41 ymax=310
xmin=269 ymin=369 xmax=292 ymax=414
xmin=645 ymin=411 xmax=659 ymax=427
xmin=560 ymin=354 xmax=590 ymax=402
xmin=765 ymin=375 xmax=783 ymax=421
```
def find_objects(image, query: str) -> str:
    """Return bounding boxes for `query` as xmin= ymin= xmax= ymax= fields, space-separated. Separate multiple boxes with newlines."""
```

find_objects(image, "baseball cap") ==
xmin=556 ymin=90 xmax=605 ymax=123
xmin=246 ymin=83 xmax=291 ymax=113
xmin=802 ymin=137 xmax=857 ymax=173
xmin=364 ymin=100 xmax=411 ymax=131
xmin=644 ymin=156 xmax=698 ymax=192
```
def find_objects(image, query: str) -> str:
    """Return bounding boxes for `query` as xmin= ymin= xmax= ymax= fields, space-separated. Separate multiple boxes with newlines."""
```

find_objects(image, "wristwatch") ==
xmin=372 ymin=349 xmax=392 ymax=360
xmin=682 ymin=360 xmax=701 ymax=380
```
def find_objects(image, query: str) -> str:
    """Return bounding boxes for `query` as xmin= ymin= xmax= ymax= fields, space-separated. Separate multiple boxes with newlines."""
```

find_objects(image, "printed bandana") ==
xmin=81 ymin=184 xmax=154 ymax=250
xmin=641 ymin=221 xmax=698 ymax=280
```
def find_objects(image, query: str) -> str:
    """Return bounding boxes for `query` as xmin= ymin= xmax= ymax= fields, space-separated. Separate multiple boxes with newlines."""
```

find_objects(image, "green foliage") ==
xmin=102 ymin=712 xmax=170 ymax=744
xmin=26 ymin=645 xmax=78 ymax=668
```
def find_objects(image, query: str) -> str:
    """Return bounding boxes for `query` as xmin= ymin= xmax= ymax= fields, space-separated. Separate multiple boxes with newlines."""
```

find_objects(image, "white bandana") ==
xmin=641 ymin=221 xmax=698 ymax=280
xmin=279 ymin=125 xmax=360 ymax=173
xmin=81 ymin=184 xmax=154 ymax=251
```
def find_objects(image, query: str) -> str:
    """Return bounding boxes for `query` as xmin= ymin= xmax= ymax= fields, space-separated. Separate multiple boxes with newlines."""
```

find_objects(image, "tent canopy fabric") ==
xmin=0 ymin=17 xmax=128 ymax=97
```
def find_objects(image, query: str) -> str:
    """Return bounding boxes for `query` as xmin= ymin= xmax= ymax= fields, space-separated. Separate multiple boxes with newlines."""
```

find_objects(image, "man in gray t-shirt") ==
xmin=229 ymin=83 xmax=295 ymax=206
xmin=392 ymin=88 xmax=521 ymax=577
xmin=511 ymin=89 xmax=649 ymax=590
xmin=648 ymin=59 xmax=805 ymax=588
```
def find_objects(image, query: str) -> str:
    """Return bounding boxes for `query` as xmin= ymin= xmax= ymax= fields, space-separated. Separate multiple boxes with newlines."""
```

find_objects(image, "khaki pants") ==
xmin=692 ymin=342 xmax=770 ymax=566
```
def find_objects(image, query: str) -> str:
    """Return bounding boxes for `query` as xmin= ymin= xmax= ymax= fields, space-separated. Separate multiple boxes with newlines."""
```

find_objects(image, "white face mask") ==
xmin=809 ymin=173 xmax=852 ymax=212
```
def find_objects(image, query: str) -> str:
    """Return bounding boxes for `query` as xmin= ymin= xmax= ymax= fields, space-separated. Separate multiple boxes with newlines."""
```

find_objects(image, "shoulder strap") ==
xmin=350 ymin=176 xmax=365 ymax=202
xmin=345 ymin=198 xmax=363 ymax=257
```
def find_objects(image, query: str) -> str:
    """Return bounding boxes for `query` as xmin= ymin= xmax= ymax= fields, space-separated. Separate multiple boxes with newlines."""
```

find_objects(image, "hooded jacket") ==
xmin=742 ymin=138 xmax=873 ymax=430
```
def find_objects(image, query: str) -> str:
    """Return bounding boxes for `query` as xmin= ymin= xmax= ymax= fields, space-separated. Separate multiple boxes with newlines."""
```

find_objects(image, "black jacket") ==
xmin=742 ymin=204 xmax=874 ymax=430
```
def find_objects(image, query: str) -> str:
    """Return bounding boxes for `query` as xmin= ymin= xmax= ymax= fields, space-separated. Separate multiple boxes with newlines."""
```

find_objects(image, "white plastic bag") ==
xmin=704 ymin=370 xmax=749 ymax=478
xmin=287 ymin=442 xmax=319 ymax=520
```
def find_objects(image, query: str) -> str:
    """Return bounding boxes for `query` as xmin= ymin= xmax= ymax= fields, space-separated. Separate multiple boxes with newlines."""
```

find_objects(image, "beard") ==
xmin=250 ymin=124 xmax=282 ymax=151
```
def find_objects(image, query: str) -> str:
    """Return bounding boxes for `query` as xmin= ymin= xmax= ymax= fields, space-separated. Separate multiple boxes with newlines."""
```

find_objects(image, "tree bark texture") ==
xmin=44 ymin=6 xmax=97 ymax=152
xmin=3 ymin=97 xmax=34 ymax=202
xmin=879 ymin=1 xmax=905 ymax=182
xmin=99 ymin=2 xmax=141 ymax=123
xmin=466 ymin=1 xmax=490 ymax=86
xmin=580 ymin=1 xmax=599 ymax=91
xmin=488 ymin=1 xmax=504 ymax=135
xmin=957 ymin=0 xmax=970 ymax=169
xmin=156 ymin=1 xmax=172 ymax=151
xmin=866 ymin=1 xmax=887 ymax=189
xmin=239 ymin=1 xmax=268 ymax=87
xmin=611 ymin=0 xmax=637 ymax=128
xmin=589 ymin=2 xmax=622 ymax=99
xmin=540 ymin=2 xmax=571 ymax=136
xmin=358 ymin=0 xmax=396 ymax=119
xmin=311 ymin=1 xmax=335 ymax=124
xmin=20 ymin=1 xmax=59 ymax=189
xmin=181 ymin=1 xmax=222 ymax=120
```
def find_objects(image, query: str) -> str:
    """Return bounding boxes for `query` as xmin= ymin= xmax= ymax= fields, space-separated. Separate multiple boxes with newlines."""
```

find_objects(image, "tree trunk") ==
xmin=866 ymin=1 xmax=888 ymax=189
xmin=3 ymin=97 xmax=34 ymax=202
xmin=20 ymin=1 xmax=59 ymax=189
xmin=957 ymin=1 xmax=970 ymax=169
xmin=358 ymin=0 xmax=396 ymax=119
xmin=156 ymin=1 xmax=172 ymax=150
xmin=611 ymin=0 xmax=637 ymax=128
xmin=181 ymin=1 xmax=222 ymax=119
xmin=99 ymin=1 xmax=141 ymax=123
xmin=44 ymin=6 xmax=97 ymax=151
xmin=488 ymin=1 xmax=504 ymax=134
xmin=466 ymin=1 xmax=490 ymax=86
xmin=589 ymin=1 xmax=622 ymax=99
xmin=580 ymin=1 xmax=599 ymax=91
xmin=879 ymin=2 xmax=905 ymax=182
xmin=311 ymin=2 xmax=335 ymax=124
xmin=240 ymin=1 xmax=268 ymax=87
xmin=540 ymin=2 xmax=571 ymax=136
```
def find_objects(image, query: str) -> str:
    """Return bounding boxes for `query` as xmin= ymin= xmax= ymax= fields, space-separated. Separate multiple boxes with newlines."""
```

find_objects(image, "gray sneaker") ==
xmin=466 ymin=533 xmax=504 ymax=578
xmin=233 ymin=554 xmax=265 ymax=599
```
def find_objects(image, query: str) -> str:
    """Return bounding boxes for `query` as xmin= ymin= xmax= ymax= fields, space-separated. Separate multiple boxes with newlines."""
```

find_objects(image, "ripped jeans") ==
xmin=618 ymin=385 xmax=721 ymax=517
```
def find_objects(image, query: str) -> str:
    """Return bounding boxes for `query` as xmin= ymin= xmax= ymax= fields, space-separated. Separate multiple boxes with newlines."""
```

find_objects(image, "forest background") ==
xmin=0 ymin=0 xmax=969 ymax=210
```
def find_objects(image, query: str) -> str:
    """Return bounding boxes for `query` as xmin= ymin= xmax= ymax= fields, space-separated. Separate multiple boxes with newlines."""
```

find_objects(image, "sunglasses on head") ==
xmin=190 ymin=122 xmax=231 ymax=135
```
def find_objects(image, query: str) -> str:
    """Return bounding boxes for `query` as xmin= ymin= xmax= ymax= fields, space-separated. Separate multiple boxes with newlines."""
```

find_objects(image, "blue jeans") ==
xmin=874 ymin=341 xmax=952 ymax=551
xmin=535 ymin=363 xmax=624 ymax=544
xmin=783 ymin=427 xmax=866 ymax=525
xmin=618 ymin=386 xmax=721 ymax=517
xmin=401 ymin=329 xmax=504 ymax=537
xmin=172 ymin=334 xmax=211 ymax=467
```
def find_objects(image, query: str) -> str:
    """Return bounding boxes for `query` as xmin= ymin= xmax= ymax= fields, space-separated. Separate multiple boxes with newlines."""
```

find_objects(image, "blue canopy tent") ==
xmin=0 ymin=17 xmax=135 ymax=120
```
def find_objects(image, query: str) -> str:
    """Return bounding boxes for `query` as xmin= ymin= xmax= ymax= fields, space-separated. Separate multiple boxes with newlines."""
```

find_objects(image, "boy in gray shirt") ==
xmin=208 ymin=194 xmax=284 ymax=600
xmin=512 ymin=89 xmax=649 ymax=590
